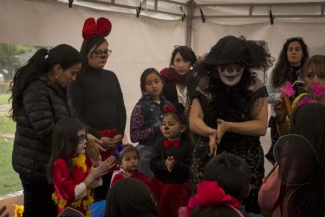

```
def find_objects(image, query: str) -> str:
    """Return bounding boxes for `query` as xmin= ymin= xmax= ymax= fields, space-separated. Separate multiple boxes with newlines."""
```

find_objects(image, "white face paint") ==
xmin=217 ymin=63 xmax=244 ymax=86
xmin=76 ymin=130 xmax=86 ymax=154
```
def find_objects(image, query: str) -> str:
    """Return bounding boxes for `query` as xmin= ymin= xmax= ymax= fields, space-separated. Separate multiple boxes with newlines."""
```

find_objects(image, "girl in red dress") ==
xmin=47 ymin=118 xmax=115 ymax=217
xmin=150 ymin=103 xmax=194 ymax=217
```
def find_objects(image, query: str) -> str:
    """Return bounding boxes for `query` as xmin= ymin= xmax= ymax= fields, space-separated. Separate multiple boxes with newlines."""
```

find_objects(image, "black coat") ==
xmin=12 ymin=75 xmax=76 ymax=180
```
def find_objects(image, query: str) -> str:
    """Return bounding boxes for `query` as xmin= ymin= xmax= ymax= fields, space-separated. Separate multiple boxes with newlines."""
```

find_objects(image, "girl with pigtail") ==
xmin=150 ymin=102 xmax=194 ymax=217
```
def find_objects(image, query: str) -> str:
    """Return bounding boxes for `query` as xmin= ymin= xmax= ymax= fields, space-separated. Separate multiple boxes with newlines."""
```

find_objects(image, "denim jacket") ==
xmin=130 ymin=95 xmax=171 ymax=146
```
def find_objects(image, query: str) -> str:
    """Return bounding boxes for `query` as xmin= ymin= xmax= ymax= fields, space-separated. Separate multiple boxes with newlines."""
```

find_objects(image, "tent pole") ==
xmin=186 ymin=1 xmax=194 ymax=47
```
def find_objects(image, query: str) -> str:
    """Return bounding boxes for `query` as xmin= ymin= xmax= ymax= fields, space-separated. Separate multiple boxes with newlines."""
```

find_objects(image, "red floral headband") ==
xmin=82 ymin=17 xmax=112 ymax=40
xmin=161 ymin=103 xmax=185 ymax=115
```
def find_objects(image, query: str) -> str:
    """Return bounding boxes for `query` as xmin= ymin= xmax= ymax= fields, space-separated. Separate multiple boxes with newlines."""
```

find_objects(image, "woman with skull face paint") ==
xmin=69 ymin=17 xmax=127 ymax=201
xmin=150 ymin=103 xmax=194 ymax=217
xmin=188 ymin=35 xmax=274 ymax=214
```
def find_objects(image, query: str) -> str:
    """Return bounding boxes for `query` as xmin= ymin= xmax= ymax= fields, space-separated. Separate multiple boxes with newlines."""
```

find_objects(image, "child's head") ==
xmin=290 ymin=103 xmax=325 ymax=166
xmin=140 ymin=68 xmax=164 ymax=98
xmin=105 ymin=178 xmax=158 ymax=217
xmin=160 ymin=103 xmax=192 ymax=141
xmin=302 ymin=55 xmax=325 ymax=100
xmin=203 ymin=153 xmax=251 ymax=201
xmin=47 ymin=117 xmax=86 ymax=182
xmin=52 ymin=117 xmax=86 ymax=158
xmin=116 ymin=145 xmax=139 ymax=173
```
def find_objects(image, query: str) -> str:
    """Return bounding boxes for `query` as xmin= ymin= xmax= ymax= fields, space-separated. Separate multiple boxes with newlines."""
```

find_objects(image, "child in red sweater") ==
xmin=111 ymin=145 xmax=149 ymax=186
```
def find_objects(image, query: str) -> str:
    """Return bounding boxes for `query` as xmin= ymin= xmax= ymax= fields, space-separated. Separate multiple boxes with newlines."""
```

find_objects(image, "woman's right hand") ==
xmin=274 ymin=98 xmax=286 ymax=123
xmin=100 ymin=137 xmax=118 ymax=150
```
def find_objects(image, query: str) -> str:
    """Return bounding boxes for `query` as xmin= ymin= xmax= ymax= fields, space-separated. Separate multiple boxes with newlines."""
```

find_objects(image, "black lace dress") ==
xmin=190 ymin=75 xmax=267 ymax=214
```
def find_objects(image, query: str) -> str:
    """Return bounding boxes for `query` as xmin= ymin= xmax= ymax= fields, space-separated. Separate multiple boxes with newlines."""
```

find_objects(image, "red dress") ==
xmin=111 ymin=170 xmax=149 ymax=186
xmin=52 ymin=154 xmax=94 ymax=217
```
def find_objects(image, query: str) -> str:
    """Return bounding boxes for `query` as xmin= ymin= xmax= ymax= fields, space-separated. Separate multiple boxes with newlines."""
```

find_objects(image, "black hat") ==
xmin=204 ymin=35 xmax=274 ymax=72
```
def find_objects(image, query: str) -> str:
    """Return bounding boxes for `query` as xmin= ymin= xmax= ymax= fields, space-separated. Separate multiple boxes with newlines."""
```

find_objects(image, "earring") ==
xmin=55 ymin=75 xmax=58 ymax=79
xmin=190 ymin=66 xmax=193 ymax=70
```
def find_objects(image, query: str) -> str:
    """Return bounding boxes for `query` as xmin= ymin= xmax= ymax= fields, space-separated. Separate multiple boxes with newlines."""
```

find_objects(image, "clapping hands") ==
xmin=165 ymin=156 xmax=175 ymax=172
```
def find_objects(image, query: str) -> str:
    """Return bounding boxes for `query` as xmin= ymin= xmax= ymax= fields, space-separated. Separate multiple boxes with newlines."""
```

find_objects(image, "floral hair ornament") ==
xmin=186 ymin=181 xmax=240 ymax=215
xmin=161 ymin=103 xmax=185 ymax=115
xmin=298 ymin=81 xmax=325 ymax=106
xmin=312 ymin=80 xmax=325 ymax=97
xmin=82 ymin=17 xmax=112 ymax=40
xmin=280 ymin=81 xmax=295 ymax=117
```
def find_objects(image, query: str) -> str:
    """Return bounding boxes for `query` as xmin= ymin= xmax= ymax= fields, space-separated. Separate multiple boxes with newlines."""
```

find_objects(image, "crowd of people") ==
xmin=5 ymin=16 xmax=325 ymax=217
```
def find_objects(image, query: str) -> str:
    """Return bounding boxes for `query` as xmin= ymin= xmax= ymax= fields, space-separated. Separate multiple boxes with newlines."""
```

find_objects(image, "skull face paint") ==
xmin=217 ymin=62 xmax=244 ymax=86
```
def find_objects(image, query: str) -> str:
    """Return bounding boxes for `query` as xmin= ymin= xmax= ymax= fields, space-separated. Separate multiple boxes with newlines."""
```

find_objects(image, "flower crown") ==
xmin=82 ymin=17 xmax=112 ymax=40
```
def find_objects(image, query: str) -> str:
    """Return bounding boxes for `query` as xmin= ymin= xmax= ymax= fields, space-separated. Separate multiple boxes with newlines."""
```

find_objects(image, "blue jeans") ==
xmin=136 ymin=145 xmax=154 ymax=180
xmin=19 ymin=174 xmax=57 ymax=217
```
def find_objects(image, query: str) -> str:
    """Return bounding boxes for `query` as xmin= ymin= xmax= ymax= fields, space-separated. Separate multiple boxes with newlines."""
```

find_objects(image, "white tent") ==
xmin=1 ymin=0 xmax=325 ymax=137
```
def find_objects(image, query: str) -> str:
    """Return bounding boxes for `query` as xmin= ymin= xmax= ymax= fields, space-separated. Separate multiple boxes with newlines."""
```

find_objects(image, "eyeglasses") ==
xmin=218 ymin=61 xmax=243 ymax=72
xmin=89 ymin=49 xmax=112 ymax=57
xmin=78 ymin=134 xmax=86 ymax=144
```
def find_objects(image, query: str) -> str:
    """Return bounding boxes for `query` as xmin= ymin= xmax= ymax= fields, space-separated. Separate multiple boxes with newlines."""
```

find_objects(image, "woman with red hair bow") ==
xmin=69 ymin=17 xmax=127 ymax=201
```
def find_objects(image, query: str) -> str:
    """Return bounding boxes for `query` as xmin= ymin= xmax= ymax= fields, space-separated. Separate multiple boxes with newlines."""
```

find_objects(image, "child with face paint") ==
xmin=47 ymin=117 xmax=115 ymax=216
xmin=150 ymin=103 xmax=194 ymax=217
xmin=130 ymin=68 xmax=172 ymax=180
xmin=187 ymin=35 xmax=274 ymax=214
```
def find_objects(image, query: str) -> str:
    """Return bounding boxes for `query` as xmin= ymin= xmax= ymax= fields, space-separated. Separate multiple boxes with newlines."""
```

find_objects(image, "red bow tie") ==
xmin=163 ymin=140 xmax=180 ymax=148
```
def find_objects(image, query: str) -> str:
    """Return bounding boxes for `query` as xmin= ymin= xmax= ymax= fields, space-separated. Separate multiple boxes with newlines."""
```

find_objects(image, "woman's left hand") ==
xmin=112 ymin=134 xmax=123 ymax=144
xmin=86 ymin=134 xmax=105 ymax=164
xmin=216 ymin=119 xmax=229 ymax=145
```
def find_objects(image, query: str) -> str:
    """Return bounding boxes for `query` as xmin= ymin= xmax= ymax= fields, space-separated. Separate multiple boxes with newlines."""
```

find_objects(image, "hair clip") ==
xmin=161 ymin=103 xmax=185 ymax=115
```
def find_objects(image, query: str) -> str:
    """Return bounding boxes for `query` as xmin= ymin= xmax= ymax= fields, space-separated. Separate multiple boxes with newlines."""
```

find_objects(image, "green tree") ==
xmin=0 ymin=44 xmax=36 ymax=81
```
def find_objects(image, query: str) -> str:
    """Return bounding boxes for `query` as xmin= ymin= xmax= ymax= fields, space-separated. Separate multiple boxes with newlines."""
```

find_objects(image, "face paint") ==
xmin=217 ymin=62 xmax=244 ymax=86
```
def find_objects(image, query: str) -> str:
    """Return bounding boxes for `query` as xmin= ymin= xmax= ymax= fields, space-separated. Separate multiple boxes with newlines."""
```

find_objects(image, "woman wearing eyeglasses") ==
xmin=69 ymin=17 xmax=127 ymax=201
xmin=160 ymin=46 xmax=197 ymax=112
xmin=188 ymin=35 xmax=274 ymax=214
xmin=265 ymin=37 xmax=309 ymax=164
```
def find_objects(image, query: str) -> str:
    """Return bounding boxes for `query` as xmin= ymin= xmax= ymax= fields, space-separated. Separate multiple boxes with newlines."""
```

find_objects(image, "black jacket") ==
xmin=12 ymin=75 xmax=76 ymax=180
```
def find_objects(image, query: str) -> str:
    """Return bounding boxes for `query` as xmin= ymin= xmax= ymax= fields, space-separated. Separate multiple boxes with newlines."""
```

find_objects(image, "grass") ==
xmin=0 ymin=94 xmax=20 ymax=196
xmin=0 ymin=93 xmax=11 ymax=106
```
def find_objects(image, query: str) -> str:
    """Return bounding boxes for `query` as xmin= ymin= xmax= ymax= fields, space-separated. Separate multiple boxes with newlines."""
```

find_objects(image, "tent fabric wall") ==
xmin=1 ymin=0 xmax=325 ymax=137
xmin=0 ymin=0 xmax=187 ymax=138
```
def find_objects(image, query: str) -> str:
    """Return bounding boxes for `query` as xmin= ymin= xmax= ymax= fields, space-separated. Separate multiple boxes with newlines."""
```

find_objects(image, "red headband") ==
xmin=82 ymin=17 xmax=112 ymax=40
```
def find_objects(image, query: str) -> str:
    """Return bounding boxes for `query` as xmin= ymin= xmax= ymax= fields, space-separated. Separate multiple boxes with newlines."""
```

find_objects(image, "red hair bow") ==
xmin=163 ymin=104 xmax=177 ymax=113
xmin=82 ymin=17 xmax=112 ymax=40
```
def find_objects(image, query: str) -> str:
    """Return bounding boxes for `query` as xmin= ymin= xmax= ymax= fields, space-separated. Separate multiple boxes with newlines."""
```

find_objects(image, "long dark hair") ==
xmin=190 ymin=204 xmax=247 ymax=217
xmin=9 ymin=44 xmax=81 ymax=121
xmin=272 ymin=37 xmax=309 ymax=87
xmin=289 ymin=103 xmax=325 ymax=168
xmin=140 ymin=68 xmax=164 ymax=95
xmin=46 ymin=117 xmax=85 ymax=183
xmin=105 ymin=178 xmax=158 ymax=217
xmin=80 ymin=36 xmax=108 ymax=72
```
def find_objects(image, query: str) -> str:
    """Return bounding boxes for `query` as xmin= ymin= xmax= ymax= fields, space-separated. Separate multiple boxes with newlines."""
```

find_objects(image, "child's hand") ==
xmin=123 ymin=171 xmax=131 ymax=178
xmin=165 ymin=156 xmax=175 ymax=172
xmin=103 ymin=156 xmax=116 ymax=171
xmin=89 ymin=163 xmax=108 ymax=179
